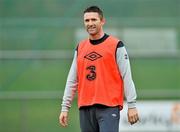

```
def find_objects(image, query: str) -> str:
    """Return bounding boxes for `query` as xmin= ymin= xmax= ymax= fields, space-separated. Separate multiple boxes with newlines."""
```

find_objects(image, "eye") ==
xmin=85 ymin=19 xmax=89 ymax=22
xmin=91 ymin=18 xmax=97 ymax=21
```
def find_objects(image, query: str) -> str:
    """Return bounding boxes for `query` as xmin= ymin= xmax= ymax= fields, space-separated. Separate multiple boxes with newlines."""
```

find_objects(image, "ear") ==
xmin=101 ymin=18 xmax=106 ymax=25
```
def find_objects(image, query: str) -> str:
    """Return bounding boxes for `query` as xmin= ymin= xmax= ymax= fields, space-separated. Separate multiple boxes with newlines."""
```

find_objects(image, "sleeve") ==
xmin=116 ymin=41 xmax=137 ymax=108
xmin=61 ymin=50 xmax=78 ymax=112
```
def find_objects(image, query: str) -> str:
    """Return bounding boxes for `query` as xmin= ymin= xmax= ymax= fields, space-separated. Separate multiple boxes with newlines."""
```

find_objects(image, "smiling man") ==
xmin=59 ymin=5 xmax=139 ymax=132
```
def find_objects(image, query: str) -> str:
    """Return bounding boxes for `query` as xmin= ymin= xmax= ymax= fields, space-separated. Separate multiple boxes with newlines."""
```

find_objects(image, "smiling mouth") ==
xmin=88 ymin=27 xmax=96 ymax=31
xmin=88 ymin=28 xmax=95 ymax=30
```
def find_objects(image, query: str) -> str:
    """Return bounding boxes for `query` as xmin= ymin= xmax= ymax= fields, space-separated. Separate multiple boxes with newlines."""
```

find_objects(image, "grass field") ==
xmin=0 ymin=59 xmax=179 ymax=92
xmin=0 ymin=58 xmax=179 ymax=131
xmin=0 ymin=99 xmax=80 ymax=132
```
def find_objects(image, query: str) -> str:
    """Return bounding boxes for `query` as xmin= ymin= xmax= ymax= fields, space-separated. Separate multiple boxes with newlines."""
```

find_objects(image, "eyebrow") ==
xmin=84 ymin=18 xmax=97 ymax=21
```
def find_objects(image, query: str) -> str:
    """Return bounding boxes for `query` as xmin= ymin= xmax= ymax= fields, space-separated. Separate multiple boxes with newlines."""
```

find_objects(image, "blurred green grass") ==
xmin=0 ymin=99 xmax=80 ymax=132
xmin=0 ymin=60 xmax=71 ymax=91
xmin=0 ymin=56 xmax=179 ymax=132
xmin=0 ymin=59 xmax=179 ymax=92
xmin=131 ymin=59 xmax=180 ymax=90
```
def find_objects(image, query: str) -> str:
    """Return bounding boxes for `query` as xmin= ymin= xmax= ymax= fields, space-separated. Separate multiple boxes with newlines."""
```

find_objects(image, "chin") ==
xmin=88 ymin=32 xmax=97 ymax=36
xmin=87 ymin=30 xmax=96 ymax=35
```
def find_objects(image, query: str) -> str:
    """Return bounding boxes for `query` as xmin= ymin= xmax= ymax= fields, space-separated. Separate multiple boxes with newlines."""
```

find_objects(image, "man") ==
xmin=59 ymin=5 xmax=139 ymax=132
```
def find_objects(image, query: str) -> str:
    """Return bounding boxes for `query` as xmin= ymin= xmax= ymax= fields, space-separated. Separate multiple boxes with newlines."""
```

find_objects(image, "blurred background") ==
xmin=0 ymin=0 xmax=180 ymax=131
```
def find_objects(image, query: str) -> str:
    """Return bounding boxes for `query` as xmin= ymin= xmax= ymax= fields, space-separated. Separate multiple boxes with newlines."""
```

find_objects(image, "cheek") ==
xmin=96 ymin=23 xmax=102 ymax=28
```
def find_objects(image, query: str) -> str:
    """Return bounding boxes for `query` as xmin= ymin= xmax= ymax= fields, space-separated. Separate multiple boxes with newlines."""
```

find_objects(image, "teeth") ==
xmin=88 ymin=27 xmax=95 ymax=29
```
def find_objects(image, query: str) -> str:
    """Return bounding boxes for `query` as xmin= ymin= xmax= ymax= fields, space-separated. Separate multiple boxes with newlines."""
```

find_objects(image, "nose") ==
xmin=87 ymin=20 xmax=93 ymax=26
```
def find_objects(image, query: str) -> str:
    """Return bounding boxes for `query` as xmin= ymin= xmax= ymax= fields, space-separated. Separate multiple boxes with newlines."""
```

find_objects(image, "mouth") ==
xmin=87 ymin=27 xmax=96 ymax=32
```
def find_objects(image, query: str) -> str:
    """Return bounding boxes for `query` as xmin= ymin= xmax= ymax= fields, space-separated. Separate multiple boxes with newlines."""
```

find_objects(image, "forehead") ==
xmin=84 ymin=12 xmax=100 ymax=20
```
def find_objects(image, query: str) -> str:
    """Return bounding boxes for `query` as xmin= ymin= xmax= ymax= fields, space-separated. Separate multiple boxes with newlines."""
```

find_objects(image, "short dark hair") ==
xmin=83 ymin=6 xmax=103 ymax=20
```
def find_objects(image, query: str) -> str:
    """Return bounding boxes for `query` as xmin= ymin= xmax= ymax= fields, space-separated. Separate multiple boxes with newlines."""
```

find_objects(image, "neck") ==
xmin=89 ymin=33 xmax=109 ymax=45
xmin=89 ymin=30 xmax=104 ymax=40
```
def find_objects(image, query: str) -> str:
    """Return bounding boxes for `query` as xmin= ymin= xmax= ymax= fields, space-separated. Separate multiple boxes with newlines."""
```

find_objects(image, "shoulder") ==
xmin=108 ymin=35 xmax=124 ymax=47
xmin=117 ymin=41 xmax=124 ymax=48
xmin=78 ymin=38 xmax=89 ymax=47
xmin=76 ymin=38 xmax=89 ymax=51
xmin=108 ymin=35 xmax=120 ymax=42
xmin=79 ymin=37 xmax=89 ymax=45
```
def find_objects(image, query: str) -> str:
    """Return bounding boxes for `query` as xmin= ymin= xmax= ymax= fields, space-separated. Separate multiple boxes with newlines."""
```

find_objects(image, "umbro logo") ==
xmin=84 ymin=51 xmax=102 ymax=61
xmin=112 ymin=114 xmax=117 ymax=117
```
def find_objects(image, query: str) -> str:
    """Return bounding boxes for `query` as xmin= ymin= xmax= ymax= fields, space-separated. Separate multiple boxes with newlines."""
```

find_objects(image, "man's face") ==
xmin=84 ymin=12 xmax=105 ymax=36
